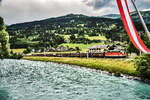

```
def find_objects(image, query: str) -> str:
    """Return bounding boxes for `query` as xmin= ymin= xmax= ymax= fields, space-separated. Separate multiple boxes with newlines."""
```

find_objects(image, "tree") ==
xmin=75 ymin=47 xmax=80 ymax=53
xmin=0 ymin=17 xmax=10 ymax=58
xmin=126 ymin=41 xmax=139 ymax=54
xmin=70 ymin=34 xmax=76 ymax=42
xmin=126 ymin=33 xmax=150 ymax=54
xmin=0 ymin=17 xmax=4 ymax=30
xmin=134 ymin=53 xmax=150 ymax=79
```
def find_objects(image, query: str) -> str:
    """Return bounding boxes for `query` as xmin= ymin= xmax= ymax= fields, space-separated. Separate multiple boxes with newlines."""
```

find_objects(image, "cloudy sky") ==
xmin=0 ymin=0 xmax=150 ymax=25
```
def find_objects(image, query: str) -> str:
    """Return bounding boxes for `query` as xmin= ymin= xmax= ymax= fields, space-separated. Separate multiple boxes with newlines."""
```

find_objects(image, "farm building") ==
xmin=88 ymin=45 xmax=108 ymax=53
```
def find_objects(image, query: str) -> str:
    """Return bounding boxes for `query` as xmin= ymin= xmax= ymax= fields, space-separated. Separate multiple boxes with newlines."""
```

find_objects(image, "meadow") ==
xmin=61 ymin=42 xmax=105 ymax=52
xmin=60 ymin=35 xmax=110 ymax=52
xmin=12 ymin=48 xmax=26 ymax=53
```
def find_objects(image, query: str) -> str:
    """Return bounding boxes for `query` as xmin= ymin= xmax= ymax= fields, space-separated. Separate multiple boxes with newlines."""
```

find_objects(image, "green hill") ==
xmin=101 ymin=14 xmax=121 ymax=19
xmin=6 ymin=11 xmax=150 ymax=49
xmin=129 ymin=11 xmax=150 ymax=24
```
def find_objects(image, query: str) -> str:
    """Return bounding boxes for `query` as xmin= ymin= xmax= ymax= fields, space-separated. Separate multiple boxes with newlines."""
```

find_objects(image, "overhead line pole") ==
xmin=87 ymin=41 xmax=89 ymax=58
xmin=131 ymin=0 xmax=150 ymax=41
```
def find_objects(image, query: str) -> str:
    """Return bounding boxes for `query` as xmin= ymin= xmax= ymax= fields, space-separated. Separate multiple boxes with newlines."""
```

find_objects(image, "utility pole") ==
xmin=131 ymin=0 xmax=150 ymax=41
xmin=87 ymin=41 xmax=89 ymax=58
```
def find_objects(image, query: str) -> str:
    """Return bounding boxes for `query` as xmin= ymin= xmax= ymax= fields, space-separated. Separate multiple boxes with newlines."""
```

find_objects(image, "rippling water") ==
xmin=0 ymin=59 xmax=150 ymax=100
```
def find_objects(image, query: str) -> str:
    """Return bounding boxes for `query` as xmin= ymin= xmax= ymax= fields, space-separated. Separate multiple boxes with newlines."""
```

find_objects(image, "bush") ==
xmin=23 ymin=47 xmax=32 ymax=54
xmin=9 ymin=53 xmax=23 ymax=59
xmin=134 ymin=53 xmax=150 ymax=78
xmin=23 ymin=49 xmax=29 ymax=54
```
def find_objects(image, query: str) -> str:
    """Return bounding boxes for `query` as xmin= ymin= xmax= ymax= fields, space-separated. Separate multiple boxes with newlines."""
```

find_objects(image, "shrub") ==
xmin=9 ymin=53 xmax=23 ymax=59
xmin=23 ymin=49 xmax=29 ymax=54
xmin=23 ymin=47 xmax=32 ymax=54
xmin=134 ymin=53 xmax=150 ymax=78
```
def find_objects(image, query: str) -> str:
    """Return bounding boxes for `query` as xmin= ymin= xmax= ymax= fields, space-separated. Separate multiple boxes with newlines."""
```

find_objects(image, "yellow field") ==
xmin=12 ymin=49 xmax=25 ymax=53
xmin=85 ymin=35 xmax=107 ymax=41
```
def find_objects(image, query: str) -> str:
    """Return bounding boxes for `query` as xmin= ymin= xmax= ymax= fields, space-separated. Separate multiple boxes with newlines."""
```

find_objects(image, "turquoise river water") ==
xmin=0 ymin=59 xmax=150 ymax=100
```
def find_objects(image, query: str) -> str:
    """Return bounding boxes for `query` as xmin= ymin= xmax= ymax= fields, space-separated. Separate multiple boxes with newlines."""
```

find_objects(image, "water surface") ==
xmin=0 ymin=59 xmax=150 ymax=100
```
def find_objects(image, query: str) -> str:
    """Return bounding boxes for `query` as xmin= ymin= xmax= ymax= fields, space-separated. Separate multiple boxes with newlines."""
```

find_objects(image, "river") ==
xmin=0 ymin=59 xmax=150 ymax=100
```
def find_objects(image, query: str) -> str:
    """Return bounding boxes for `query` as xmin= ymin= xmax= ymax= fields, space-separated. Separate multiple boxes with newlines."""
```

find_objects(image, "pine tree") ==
xmin=0 ymin=17 xmax=10 ymax=58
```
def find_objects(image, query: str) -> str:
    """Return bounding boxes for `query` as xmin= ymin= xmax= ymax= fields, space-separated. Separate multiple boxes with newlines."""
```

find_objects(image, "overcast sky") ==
xmin=0 ymin=0 xmax=150 ymax=25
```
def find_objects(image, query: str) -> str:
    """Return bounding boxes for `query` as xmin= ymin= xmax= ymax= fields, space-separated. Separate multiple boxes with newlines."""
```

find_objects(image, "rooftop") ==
xmin=88 ymin=45 xmax=108 ymax=49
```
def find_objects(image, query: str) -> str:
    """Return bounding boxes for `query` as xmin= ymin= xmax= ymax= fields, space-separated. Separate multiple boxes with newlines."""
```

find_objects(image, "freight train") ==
xmin=32 ymin=51 xmax=127 ymax=58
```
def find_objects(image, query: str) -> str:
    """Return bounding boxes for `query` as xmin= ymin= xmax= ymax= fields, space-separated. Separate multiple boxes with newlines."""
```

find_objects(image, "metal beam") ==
xmin=131 ymin=0 xmax=150 ymax=41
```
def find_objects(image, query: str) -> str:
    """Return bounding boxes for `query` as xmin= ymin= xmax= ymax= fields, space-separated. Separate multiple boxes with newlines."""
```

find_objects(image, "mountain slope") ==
xmin=6 ymin=11 xmax=150 ymax=49
xmin=101 ymin=14 xmax=120 ymax=19
xmin=7 ymin=14 xmax=120 ymax=30
xmin=8 ymin=10 xmax=150 ymax=30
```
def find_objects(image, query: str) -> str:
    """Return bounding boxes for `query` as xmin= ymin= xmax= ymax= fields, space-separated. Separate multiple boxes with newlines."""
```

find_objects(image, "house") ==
xmin=88 ymin=45 xmax=108 ymax=53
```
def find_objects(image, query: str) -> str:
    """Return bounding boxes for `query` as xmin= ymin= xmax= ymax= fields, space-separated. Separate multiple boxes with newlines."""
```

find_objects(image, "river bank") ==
xmin=23 ymin=56 xmax=138 ymax=75
xmin=23 ymin=56 xmax=150 ymax=83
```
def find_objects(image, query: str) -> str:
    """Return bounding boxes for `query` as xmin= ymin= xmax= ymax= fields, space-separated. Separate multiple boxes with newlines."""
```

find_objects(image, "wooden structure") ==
xmin=88 ymin=45 xmax=108 ymax=53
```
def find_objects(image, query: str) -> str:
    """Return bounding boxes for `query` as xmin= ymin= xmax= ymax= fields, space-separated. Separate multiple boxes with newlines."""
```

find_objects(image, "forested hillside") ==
xmin=7 ymin=11 xmax=150 ymax=50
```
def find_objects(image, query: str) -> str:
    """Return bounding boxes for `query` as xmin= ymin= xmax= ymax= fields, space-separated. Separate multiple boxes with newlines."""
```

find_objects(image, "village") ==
xmin=30 ymin=43 xmax=127 ymax=58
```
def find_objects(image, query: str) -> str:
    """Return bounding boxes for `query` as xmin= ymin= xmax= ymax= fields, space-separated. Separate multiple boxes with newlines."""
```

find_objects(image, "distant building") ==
xmin=88 ymin=45 xmax=108 ymax=53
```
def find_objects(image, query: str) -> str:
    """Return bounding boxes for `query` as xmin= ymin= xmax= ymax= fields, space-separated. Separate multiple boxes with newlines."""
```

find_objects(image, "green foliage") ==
xmin=70 ymin=34 xmax=76 ymax=42
xmin=9 ymin=52 xmax=23 ymax=59
xmin=134 ymin=53 xmax=150 ymax=78
xmin=126 ymin=41 xmax=140 ymax=54
xmin=75 ymin=47 xmax=80 ymax=51
xmin=0 ymin=17 xmax=4 ymax=30
xmin=23 ymin=50 xmax=30 ymax=54
xmin=23 ymin=47 xmax=32 ymax=54
xmin=6 ymin=13 xmax=150 ymax=50
xmin=127 ymin=33 xmax=150 ymax=54
xmin=0 ymin=17 xmax=10 ymax=58
xmin=61 ymin=42 xmax=104 ymax=52
xmin=0 ymin=16 xmax=23 ymax=59
xmin=7 ymin=14 xmax=127 ymax=49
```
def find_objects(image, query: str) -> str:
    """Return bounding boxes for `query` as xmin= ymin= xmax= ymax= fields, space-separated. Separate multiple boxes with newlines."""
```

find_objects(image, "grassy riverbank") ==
xmin=23 ymin=56 xmax=140 ymax=77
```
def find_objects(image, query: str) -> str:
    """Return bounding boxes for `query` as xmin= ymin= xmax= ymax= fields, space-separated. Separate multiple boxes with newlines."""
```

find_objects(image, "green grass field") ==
xmin=23 ymin=56 xmax=139 ymax=77
xmin=59 ymin=35 xmax=108 ymax=52
xmin=61 ymin=42 xmax=104 ymax=52
xmin=85 ymin=35 xmax=107 ymax=41
xmin=14 ymin=35 xmax=108 ymax=53
xmin=62 ymin=34 xmax=107 ymax=41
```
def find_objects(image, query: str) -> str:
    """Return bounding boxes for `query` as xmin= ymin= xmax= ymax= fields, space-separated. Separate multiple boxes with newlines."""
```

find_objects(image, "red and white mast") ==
xmin=117 ymin=0 xmax=150 ymax=53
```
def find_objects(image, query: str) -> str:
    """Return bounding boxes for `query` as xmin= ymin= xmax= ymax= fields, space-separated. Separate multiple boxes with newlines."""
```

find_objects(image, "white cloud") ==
xmin=0 ymin=0 xmax=149 ymax=25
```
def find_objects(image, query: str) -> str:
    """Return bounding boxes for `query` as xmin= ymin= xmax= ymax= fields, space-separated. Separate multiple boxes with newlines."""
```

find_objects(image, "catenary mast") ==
xmin=131 ymin=0 xmax=150 ymax=41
